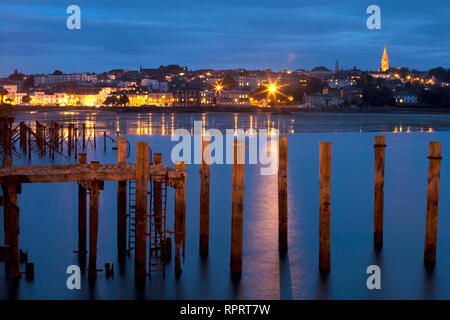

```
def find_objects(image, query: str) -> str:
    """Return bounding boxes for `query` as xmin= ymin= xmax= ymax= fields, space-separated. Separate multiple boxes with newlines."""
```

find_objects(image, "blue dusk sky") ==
xmin=0 ymin=0 xmax=448 ymax=76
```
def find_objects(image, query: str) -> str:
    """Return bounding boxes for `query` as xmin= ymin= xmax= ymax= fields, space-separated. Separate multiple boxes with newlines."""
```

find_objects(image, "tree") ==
xmin=221 ymin=73 xmax=237 ymax=89
xmin=119 ymin=95 xmax=129 ymax=106
xmin=103 ymin=96 xmax=119 ymax=106
xmin=429 ymin=67 xmax=450 ymax=82
xmin=53 ymin=70 xmax=64 ymax=75
xmin=307 ymin=77 xmax=323 ymax=94
xmin=103 ymin=95 xmax=129 ymax=106
xmin=22 ymin=95 xmax=32 ymax=104
xmin=23 ymin=76 xmax=34 ymax=90
xmin=8 ymin=69 xmax=25 ymax=81
xmin=419 ymin=86 xmax=450 ymax=106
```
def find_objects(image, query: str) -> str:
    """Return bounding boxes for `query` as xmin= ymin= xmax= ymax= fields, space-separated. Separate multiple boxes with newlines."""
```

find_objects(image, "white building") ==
xmin=34 ymin=73 xmax=97 ymax=87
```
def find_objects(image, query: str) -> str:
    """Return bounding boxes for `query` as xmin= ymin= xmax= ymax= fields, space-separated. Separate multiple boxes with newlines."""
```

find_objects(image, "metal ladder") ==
xmin=127 ymin=180 xmax=136 ymax=253
xmin=148 ymin=176 xmax=168 ymax=274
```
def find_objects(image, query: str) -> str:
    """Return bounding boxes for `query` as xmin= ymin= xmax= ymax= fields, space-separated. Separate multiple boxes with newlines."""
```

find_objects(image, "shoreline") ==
xmin=2 ymin=104 xmax=450 ymax=115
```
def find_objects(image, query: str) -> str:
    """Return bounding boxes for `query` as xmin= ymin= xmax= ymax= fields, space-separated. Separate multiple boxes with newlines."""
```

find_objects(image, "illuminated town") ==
xmin=0 ymin=46 xmax=449 ymax=109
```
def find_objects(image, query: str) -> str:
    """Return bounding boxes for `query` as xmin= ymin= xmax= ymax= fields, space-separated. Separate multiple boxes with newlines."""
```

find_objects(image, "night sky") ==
xmin=0 ymin=0 xmax=448 ymax=76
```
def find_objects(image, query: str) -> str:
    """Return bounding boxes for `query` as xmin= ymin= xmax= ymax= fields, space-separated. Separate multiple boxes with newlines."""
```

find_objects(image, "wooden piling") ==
xmin=117 ymin=137 xmax=127 ymax=260
xmin=174 ymin=162 xmax=187 ymax=276
xmin=28 ymin=128 xmax=31 ymax=160
xmin=424 ymin=142 xmax=442 ymax=265
xmin=93 ymin=124 xmax=97 ymax=149
xmin=278 ymin=136 xmax=288 ymax=254
xmin=153 ymin=153 xmax=163 ymax=238
xmin=374 ymin=136 xmax=386 ymax=248
xmin=2 ymin=159 xmax=21 ymax=277
xmin=104 ymin=132 xmax=107 ymax=152
xmin=68 ymin=124 xmax=72 ymax=157
xmin=230 ymin=140 xmax=245 ymax=274
xmin=135 ymin=142 xmax=149 ymax=277
xmin=319 ymin=142 xmax=331 ymax=271
xmin=82 ymin=124 xmax=86 ymax=150
xmin=88 ymin=161 xmax=101 ymax=277
xmin=74 ymin=128 xmax=78 ymax=160
xmin=199 ymin=137 xmax=211 ymax=257
xmin=2 ymin=156 xmax=12 ymax=258
xmin=77 ymin=153 xmax=87 ymax=255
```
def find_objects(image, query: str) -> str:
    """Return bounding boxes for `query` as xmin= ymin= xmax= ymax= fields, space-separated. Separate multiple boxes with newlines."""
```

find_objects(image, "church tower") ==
xmin=381 ymin=45 xmax=389 ymax=72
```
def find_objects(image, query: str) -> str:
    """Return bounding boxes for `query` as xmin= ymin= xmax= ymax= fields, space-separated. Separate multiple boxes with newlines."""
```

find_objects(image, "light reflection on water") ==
xmin=1 ymin=111 xmax=450 ymax=299
xmin=14 ymin=110 xmax=450 ymax=135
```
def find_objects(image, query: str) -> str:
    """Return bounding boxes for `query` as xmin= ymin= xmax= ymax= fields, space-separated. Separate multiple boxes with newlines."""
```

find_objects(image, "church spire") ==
xmin=381 ymin=45 xmax=389 ymax=72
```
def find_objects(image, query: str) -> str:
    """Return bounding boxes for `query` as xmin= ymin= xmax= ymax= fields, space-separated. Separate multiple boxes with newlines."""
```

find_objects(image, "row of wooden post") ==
xmin=318 ymin=137 xmax=443 ymax=271
xmin=201 ymin=135 xmax=442 ymax=274
xmin=2 ymin=135 xmax=442 ymax=279
xmin=198 ymin=136 xmax=289 ymax=274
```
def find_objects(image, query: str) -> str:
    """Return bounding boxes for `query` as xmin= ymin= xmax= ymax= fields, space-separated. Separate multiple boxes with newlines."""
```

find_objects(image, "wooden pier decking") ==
xmin=0 ymin=163 xmax=184 ymax=185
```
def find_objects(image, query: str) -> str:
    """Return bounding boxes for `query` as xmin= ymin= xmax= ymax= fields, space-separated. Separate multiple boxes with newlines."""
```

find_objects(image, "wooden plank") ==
xmin=199 ymin=137 xmax=210 ymax=257
xmin=88 ymin=179 xmax=100 ymax=277
xmin=424 ymin=142 xmax=442 ymax=265
xmin=373 ymin=136 xmax=386 ymax=248
xmin=278 ymin=136 xmax=288 ymax=254
xmin=135 ymin=142 xmax=149 ymax=277
xmin=174 ymin=162 xmax=187 ymax=276
xmin=230 ymin=140 xmax=245 ymax=274
xmin=319 ymin=142 xmax=331 ymax=271
xmin=78 ymin=153 xmax=87 ymax=256
xmin=117 ymin=137 xmax=127 ymax=260
xmin=0 ymin=164 xmax=183 ymax=184
xmin=5 ymin=184 xmax=20 ymax=277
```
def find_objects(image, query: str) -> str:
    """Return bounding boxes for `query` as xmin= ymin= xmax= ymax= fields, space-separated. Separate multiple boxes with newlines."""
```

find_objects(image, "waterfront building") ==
xmin=34 ymin=73 xmax=97 ymax=87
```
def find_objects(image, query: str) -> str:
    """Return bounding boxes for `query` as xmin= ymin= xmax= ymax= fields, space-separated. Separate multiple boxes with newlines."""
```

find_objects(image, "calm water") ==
xmin=1 ymin=111 xmax=450 ymax=300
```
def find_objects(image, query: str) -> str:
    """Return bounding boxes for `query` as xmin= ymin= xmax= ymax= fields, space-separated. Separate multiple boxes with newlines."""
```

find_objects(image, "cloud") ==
xmin=0 ymin=0 xmax=448 ymax=76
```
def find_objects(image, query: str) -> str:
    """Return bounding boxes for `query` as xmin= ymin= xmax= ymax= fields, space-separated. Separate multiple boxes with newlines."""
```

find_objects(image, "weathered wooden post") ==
xmin=153 ymin=153 xmax=163 ymax=240
xmin=82 ymin=123 xmax=86 ymax=150
xmin=278 ymin=136 xmax=288 ymax=254
xmin=4 ymin=183 xmax=21 ymax=277
xmin=199 ymin=136 xmax=210 ymax=257
xmin=77 ymin=154 xmax=87 ymax=256
xmin=135 ymin=142 xmax=149 ymax=277
xmin=93 ymin=124 xmax=97 ymax=149
xmin=28 ymin=127 xmax=31 ymax=160
xmin=68 ymin=124 xmax=72 ymax=157
xmin=174 ymin=162 xmax=187 ymax=276
xmin=374 ymin=136 xmax=386 ymax=248
xmin=117 ymin=137 xmax=127 ymax=260
xmin=2 ymin=156 xmax=12 ymax=274
xmin=2 ymin=156 xmax=21 ymax=277
xmin=424 ymin=142 xmax=442 ymax=265
xmin=319 ymin=142 xmax=331 ymax=271
xmin=74 ymin=128 xmax=78 ymax=160
xmin=88 ymin=161 xmax=102 ymax=277
xmin=230 ymin=139 xmax=245 ymax=274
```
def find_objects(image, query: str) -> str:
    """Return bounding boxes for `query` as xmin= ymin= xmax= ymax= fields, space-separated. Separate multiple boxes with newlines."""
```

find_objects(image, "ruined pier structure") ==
xmin=0 ymin=139 xmax=186 ymax=278
xmin=0 ymin=135 xmax=444 ymax=279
